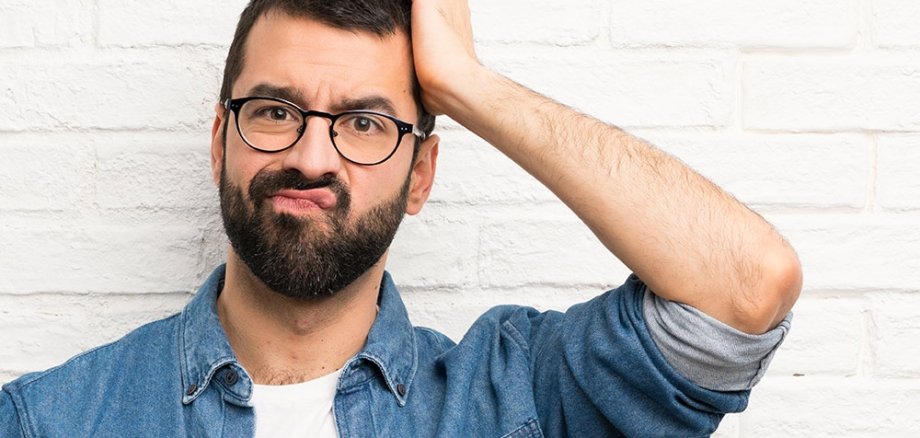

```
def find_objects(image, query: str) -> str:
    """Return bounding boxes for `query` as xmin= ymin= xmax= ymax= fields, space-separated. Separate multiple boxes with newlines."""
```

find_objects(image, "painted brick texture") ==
xmin=2 ymin=2 xmax=918 ymax=436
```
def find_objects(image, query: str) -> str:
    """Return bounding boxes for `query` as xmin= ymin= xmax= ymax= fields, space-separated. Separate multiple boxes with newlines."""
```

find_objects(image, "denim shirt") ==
xmin=1 ymin=265 xmax=750 ymax=437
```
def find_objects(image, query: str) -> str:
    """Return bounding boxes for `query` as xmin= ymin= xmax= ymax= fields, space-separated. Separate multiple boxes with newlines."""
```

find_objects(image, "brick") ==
xmin=471 ymin=0 xmax=603 ymax=45
xmin=0 ymin=212 xmax=212 ymax=294
xmin=743 ymin=56 xmax=920 ymax=132
xmin=98 ymin=0 xmax=248 ymax=47
xmin=94 ymin=133 xmax=215 ymax=209
xmin=739 ymin=377 xmax=920 ymax=436
xmin=0 ymin=372 xmax=18 ymax=386
xmin=428 ymin=129 xmax=556 ymax=205
xmin=434 ymin=131 xmax=871 ymax=210
xmin=771 ymin=214 xmax=920 ymax=291
xmin=482 ymin=47 xmax=733 ymax=128
xmin=0 ymin=0 xmax=90 ymax=48
xmin=402 ymin=287 xmax=494 ymax=341
xmin=479 ymin=219 xmax=630 ymax=288
xmin=639 ymin=132 xmax=871 ymax=209
xmin=0 ymin=56 xmax=221 ymax=131
xmin=610 ymin=0 xmax=855 ymax=48
xmin=765 ymin=296 xmax=863 ymax=377
xmin=403 ymin=286 xmax=603 ymax=342
xmin=874 ymin=0 xmax=920 ymax=48
xmin=877 ymin=135 xmax=920 ymax=211
xmin=713 ymin=415 xmax=739 ymax=438
xmin=388 ymin=214 xmax=481 ymax=288
xmin=199 ymin=217 xmax=230 ymax=276
xmin=0 ymin=134 xmax=95 ymax=211
xmin=0 ymin=293 xmax=189 ymax=377
xmin=870 ymin=293 xmax=920 ymax=378
xmin=433 ymin=130 xmax=872 ymax=208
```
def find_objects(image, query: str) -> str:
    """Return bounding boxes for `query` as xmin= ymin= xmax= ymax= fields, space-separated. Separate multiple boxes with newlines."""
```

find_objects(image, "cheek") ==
xmin=223 ymin=141 xmax=271 ymax=194
xmin=344 ymin=160 xmax=411 ymax=214
xmin=344 ymin=172 xmax=382 ymax=213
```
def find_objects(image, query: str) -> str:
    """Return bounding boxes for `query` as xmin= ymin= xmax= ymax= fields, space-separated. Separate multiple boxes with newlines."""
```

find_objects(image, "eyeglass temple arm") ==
xmin=412 ymin=125 xmax=427 ymax=140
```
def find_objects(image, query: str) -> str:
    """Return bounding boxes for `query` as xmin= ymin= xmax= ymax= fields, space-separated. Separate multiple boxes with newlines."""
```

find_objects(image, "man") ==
xmin=0 ymin=0 xmax=801 ymax=436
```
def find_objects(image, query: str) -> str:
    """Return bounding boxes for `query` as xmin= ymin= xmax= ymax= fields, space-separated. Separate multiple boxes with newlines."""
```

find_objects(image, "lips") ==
xmin=270 ymin=188 xmax=337 ymax=212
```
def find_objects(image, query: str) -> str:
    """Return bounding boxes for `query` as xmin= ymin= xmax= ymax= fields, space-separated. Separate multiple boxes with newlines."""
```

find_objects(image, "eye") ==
xmin=269 ymin=107 xmax=290 ymax=120
xmin=243 ymin=100 xmax=300 ymax=124
xmin=257 ymin=105 xmax=296 ymax=121
xmin=353 ymin=116 xmax=373 ymax=132
xmin=339 ymin=113 xmax=387 ymax=135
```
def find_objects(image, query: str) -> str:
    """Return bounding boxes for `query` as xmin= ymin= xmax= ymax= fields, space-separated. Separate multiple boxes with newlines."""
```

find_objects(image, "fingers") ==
xmin=411 ymin=0 xmax=481 ymax=116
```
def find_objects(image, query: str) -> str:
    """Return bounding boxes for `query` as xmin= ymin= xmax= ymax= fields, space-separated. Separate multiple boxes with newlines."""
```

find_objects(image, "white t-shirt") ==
xmin=251 ymin=369 xmax=342 ymax=438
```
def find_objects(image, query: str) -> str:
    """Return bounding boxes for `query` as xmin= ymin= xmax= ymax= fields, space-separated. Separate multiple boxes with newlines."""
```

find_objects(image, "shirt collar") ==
xmin=178 ymin=265 xmax=418 ymax=406
xmin=341 ymin=271 xmax=418 ymax=406
xmin=179 ymin=264 xmax=246 ymax=405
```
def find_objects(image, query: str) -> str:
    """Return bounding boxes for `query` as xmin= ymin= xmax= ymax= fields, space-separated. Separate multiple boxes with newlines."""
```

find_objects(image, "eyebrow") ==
xmin=244 ymin=83 xmax=400 ymax=117
xmin=332 ymin=97 xmax=398 ymax=117
xmin=246 ymin=83 xmax=307 ymax=106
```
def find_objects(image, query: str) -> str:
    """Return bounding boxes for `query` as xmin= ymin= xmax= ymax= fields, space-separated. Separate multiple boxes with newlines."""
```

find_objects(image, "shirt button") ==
xmin=396 ymin=383 xmax=406 ymax=397
xmin=225 ymin=370 xmax=239 ymax=386
xmin=185 ymin=384 xmax=198 ymax=396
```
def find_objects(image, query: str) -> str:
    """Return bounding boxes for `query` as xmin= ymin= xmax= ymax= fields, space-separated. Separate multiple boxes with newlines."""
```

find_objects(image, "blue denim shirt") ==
xmin=1 ymin=265 xmax=749 ymax=437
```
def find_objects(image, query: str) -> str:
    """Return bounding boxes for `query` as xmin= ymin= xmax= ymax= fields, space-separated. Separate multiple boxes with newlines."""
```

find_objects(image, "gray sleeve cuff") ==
xmin=642 ymin=287 xmax=792 ymax=391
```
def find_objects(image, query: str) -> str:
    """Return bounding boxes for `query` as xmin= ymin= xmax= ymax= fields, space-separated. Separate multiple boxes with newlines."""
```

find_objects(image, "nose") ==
xmin=280 ymin=116 xmax=343 ymax=180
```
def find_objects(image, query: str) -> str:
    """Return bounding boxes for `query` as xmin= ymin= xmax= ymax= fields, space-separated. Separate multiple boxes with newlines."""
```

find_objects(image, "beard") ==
xmin=219 ymin=165 xmax=409 ymax=300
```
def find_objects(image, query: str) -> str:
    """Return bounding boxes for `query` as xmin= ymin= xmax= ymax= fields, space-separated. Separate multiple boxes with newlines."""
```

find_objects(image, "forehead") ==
xmin=234 ymin=11 xmax=416 ymax=116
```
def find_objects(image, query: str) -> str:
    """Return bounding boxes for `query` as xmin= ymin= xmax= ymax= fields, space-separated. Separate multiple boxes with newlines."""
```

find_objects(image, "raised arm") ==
xmin=411 ymin=0 xmax=802 ymax=334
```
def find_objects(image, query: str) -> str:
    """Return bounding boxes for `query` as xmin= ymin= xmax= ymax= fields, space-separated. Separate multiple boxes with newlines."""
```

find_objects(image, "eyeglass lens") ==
xmin=237 ymin=98 xmax=402 ymax=164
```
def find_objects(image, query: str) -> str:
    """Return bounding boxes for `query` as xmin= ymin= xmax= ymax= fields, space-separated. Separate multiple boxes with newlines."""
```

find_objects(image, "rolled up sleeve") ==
xmin=530 ymin=275 xmax=760 ymax=437
xmin=1 ymin=388 xmax=26 ymax=438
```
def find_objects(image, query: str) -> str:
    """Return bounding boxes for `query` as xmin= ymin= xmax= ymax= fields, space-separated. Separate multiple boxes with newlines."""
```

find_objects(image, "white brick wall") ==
xmin=1 ymin=1 xmax=918 ymax=436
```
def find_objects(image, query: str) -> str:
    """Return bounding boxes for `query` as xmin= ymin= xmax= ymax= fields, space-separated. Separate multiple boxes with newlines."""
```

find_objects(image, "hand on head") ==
xmin=410 ymin=0 xmax=481 ymax=116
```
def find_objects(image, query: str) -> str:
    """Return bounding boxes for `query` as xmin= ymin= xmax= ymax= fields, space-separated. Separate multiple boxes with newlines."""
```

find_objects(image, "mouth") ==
xmin=269 ymin=188 xmax=337 ymax=214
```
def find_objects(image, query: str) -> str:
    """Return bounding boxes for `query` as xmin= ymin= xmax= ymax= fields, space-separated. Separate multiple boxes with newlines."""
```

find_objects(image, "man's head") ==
xmin=219 ymin=0 xmax=435 ymax=137
xmin=210 ymin=0 xmax=439 ymax=300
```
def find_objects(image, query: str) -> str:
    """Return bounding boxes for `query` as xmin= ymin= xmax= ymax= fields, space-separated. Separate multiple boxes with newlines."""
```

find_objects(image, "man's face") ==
xmin=211 ymin=12 xmax=436 ymax=299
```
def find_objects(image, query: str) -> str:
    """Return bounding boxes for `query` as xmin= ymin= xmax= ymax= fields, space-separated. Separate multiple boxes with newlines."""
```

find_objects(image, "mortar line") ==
xmin=91 ymin=0 xmax=101 ymax=49
xmin=856 ymin=0 xmax=874 ymax=51
xmin=733 ymin=52 xmax=745 ymax=133
xmin=866 ymin=133 xmax=879 ymax=214
xmin=857 ymin=303 xmax=878 ymax=377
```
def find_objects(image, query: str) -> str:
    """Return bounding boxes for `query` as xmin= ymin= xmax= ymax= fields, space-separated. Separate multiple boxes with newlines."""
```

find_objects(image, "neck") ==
xmin=217 ymin=249 xmax=385 ymax=385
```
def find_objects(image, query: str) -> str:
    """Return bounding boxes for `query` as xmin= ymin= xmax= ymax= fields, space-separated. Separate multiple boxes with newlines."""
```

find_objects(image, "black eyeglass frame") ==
xmin=224 ymin=96 xmax=427 ymax=166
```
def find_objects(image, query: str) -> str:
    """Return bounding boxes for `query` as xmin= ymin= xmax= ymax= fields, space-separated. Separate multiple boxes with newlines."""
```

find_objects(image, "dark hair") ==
xmin=219 ymin=0 xmax=436 ymax=138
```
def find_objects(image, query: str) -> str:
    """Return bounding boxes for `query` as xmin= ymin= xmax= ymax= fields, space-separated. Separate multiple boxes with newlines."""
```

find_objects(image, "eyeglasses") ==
xmin=224 ymin=96 xmax=426 ymax=166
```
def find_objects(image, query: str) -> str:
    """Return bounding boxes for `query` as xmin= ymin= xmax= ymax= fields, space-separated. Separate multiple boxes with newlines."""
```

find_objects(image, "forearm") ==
xmin=438 ymin=67 xmax=801 ymax=334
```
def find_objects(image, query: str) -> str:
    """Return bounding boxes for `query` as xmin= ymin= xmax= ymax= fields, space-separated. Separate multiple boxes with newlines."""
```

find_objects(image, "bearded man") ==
xmin=1 ymin=0 xmax=801 ymax=436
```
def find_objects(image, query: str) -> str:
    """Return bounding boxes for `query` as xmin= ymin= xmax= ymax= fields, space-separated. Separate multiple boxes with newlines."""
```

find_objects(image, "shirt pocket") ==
xmin=501 ymin=418 xmax=544 ymax=438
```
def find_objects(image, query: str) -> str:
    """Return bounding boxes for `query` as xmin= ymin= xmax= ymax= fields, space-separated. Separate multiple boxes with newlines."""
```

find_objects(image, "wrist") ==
xmin=421 ymin=62 xmax=494 ymax=120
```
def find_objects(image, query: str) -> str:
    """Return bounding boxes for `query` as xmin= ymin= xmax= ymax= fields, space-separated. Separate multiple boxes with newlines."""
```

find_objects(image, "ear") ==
xmin=210 ymin=103 xmax=226 ymax=187
xmin=406 ymin=134 xmax=439 ymax=215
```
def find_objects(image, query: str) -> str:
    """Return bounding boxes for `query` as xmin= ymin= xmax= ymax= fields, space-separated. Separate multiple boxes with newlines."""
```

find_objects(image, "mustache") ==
xmin=248 ymin=170 xmax=349 ymax=211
